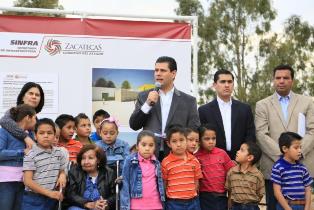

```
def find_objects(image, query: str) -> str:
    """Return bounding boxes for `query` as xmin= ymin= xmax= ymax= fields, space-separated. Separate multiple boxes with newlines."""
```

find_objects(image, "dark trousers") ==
xmin=166 ymin=197 xmax=201 ymax=210
xmin=199 ymin=192 xmax=228 ymax=210
xmin=155 ymin=136 xmax=170 ymax=162
xmin=265 ymin=179 xmax=277 ymax=210
xmin=0 ymin=182 xmax=24 ymax=210
xmin=276 ymin=203 xmax=304 ymax=210
xmin=231 ymin=203 xmax=260 ymax=210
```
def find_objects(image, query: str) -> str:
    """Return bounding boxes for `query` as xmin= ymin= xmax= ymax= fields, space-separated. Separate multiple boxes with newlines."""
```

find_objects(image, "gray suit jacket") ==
xmin=255 ymin=92 xmax=314 ymax=179
xmin=129 ymin=88 xmax=200 ymax=134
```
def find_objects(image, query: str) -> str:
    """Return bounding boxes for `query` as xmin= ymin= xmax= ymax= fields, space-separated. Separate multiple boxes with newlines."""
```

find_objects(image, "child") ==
xmin=22 ymin=118 xmax=67 ymax=210
xmin=90 ymin=109 xmax=110 ymax=141
xmin=194 ymin=124 xmax=235 ymax=210
xmin=162 ymin=126 xmax=202 ymax=210
xmin=0 ymin=104 xmax=36 ymax=210
xmin=120 ymin=130 xmax=165 ymax=210
xmin=271 ymin=132 xmax=313 ymax=210
xmin=95 ymin=116 xmax=130 ymax=174
xmin=129 ymin=144 xmax=138 ymax=153
xmin=55 ymin=114 xmax=83 ymax=163
xmin=52 ymin=124 xmax=70 ymax=173
xmin=225 ymin=141 xmax=265 ymax=210
xmin=185 ymin=127 xmax=200 ymax=154
xmin=74 ymin=113 xmax=93 ymax=145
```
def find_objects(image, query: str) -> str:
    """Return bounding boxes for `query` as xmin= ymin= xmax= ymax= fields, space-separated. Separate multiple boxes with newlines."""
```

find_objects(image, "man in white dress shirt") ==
xmin=198 ymin=69 xmax=256 ymax=159
xmin=129 ymin=56 xmax=200 ymax=160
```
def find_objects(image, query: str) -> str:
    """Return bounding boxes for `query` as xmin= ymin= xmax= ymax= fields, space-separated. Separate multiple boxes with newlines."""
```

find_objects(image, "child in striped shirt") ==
xmin=225 ymin=142 xmax=265 ymax=210
xmin=22 ymin=118 xmax=67 ymax=210
xmin=162 ymin=126 xmax=202 ymax=210
xmin=271 ymin=132 xmax=313 ymax=210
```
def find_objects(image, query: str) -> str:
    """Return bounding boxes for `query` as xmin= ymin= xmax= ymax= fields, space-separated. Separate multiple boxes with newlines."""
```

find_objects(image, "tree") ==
xmin=176 ymin=0 xmax=276 ymax=104
xmin=3 ymin=0 xmax=64 ymax=17
xmin=257 ymin=15 xmax=314 ymax=97
xmin=94 ymin=78 xmax=107 ymax=87
xmin=106 ymin=81 xmax=116 ymax=88
xmin=121 ymin=80 xmax=131 ymax=89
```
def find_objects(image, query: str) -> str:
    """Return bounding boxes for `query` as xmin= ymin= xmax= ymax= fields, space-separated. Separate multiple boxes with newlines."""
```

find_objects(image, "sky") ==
xmin=0 ymin=0 xmax=313 ymax=32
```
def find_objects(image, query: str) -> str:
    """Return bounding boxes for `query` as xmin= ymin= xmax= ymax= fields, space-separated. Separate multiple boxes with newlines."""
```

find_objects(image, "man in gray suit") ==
xmin=255 ymin=64 xmax=314 ymax=210
xmin=129 ymin=56 xmax=200 ymax=160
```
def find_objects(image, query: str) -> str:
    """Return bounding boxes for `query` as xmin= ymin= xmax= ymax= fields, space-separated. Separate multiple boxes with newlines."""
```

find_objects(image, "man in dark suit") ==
xmin=198 ymin=69 xmax=255 ymax=159
xmin=129 ymin=56 xmax=200 ymax=159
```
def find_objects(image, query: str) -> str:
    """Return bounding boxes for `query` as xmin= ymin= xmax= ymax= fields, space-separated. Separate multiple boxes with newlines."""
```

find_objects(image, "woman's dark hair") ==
xmin=136 ymin=130 xmax=156 ymax=146
xmin=9 ymin=104 xmax=36 ymax=122
xmin=16 ymin=82 xmax=45 ymax=113
xmin=77 ymin=144 xmax=107 ymax=171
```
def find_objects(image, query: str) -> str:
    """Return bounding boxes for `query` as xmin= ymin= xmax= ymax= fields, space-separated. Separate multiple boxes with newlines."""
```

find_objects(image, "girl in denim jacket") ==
xmin=95 ymin=117 xmax=130 ymax=174
xmin=120 ymin=130 xmax=165 ymax=210
xmin=0 ymin=104 xmax=36 ymax=210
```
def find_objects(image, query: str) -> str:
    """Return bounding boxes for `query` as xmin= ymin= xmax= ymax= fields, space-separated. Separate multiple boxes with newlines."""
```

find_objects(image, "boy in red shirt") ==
xmin=55 ymin=114 xmax=82 ymax=163
xmin=194 ymin=124 xmax=235 ymax=210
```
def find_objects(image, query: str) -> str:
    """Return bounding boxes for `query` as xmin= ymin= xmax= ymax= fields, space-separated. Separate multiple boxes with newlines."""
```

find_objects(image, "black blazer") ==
xmin=198 ymin=98 xmax=256 ymax=159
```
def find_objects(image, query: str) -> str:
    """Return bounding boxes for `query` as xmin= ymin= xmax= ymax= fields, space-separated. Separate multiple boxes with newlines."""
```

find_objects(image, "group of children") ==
xmin=0 ymin=105 xmax=312 ymax=210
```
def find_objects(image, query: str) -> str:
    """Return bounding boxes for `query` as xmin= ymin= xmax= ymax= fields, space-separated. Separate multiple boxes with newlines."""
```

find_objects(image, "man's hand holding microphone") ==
xmin=146 ymin=82 xmax=161 ymax=106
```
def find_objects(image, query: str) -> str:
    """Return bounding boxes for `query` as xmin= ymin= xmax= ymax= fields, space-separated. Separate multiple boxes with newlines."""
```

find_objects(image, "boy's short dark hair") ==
xmin=55 ymin=114 xmax=75 ymax=129
xmin=166 ymin=125 xmax=185 ymax=141
xmin=35 ymin=118 xmax=56 ymax=134
xmin=278 ymin=132 xmax=302 ymax=154
xmin=213 ymin=69 xmax=234 ymax=83
xmin=184 ymin=127 xmax=199 ymax=137
xmin=199 ymin=124 xmax=217 ymax=139
xmin=92 ymin=109 xmax=110 ymax=123
xmin=244 ymin=141 xmax=262 ymax=165
xmin=74 ymin=113 xmax=90 ymax=127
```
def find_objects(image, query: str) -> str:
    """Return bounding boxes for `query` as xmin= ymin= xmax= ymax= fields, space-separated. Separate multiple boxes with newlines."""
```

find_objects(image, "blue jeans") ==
xmin=265 ymin=179 xmax=277 ymax=210
xmin=68 ymin=207 xmax=86 ymax=210
xmin=199 ymin=192 xmax=227 ymax=210
xmin=0 ymin=182 xmax=24 ymax=210
xmin=232 ymin=203 xmax=260 ymax=210
xmin=276 ymin=203 xmax=304 ymax=210
xmin=21 ymin=191 xmax=57 ymax=210
xmin=166 ymin=197 xmax=201 ymax=210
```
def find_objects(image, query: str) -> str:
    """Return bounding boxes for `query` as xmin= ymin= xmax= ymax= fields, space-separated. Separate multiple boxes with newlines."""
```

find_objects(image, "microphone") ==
xmin=150 ymin=82 xmax=161 ymax=106
xmin=154 ymin=82 xmax=161 ymax=92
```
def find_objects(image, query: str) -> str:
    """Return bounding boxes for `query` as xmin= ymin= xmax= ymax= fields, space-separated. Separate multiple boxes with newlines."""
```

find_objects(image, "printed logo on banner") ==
xmin=44 ymin=37 xmax=104 ymax=56
xmin=45 ymin=39 xmax=62 ymax=55
xmin=0 ymin=33 xmax=42 ymax=58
